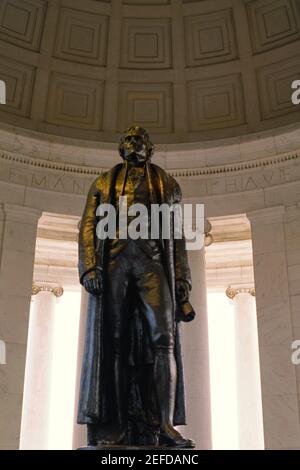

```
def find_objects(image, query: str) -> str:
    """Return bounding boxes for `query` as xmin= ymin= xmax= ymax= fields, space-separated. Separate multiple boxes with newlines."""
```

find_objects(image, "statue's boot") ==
xmin=154 ymin=349 xmax=195 ymax=448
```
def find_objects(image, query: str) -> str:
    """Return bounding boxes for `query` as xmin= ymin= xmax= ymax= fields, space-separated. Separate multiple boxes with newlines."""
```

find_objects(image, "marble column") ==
xmin=177 ymin=222 xmax=212 ymax=449
xmin=0 ymin=204 xmax=41 ymax=450
xmin=20 ymin=285 xmax=63 ymax=450
xmin=284 ymin=204 xmax=300 ymax=445
xmin=72 ymin=287 xmax=88 ymax=449
xmin=226 ymin=287 xmax=264 ymax=449
xmin=247 ymin=206 xmax=300 ymax=450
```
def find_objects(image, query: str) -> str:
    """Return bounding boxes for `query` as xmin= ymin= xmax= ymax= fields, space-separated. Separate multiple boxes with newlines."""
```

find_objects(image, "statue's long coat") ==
xmin=77 ymin=162 xmax=191 ymax=426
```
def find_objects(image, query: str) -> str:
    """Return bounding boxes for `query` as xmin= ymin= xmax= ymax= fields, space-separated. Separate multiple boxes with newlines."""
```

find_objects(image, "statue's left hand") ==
xmin=175 ymin=280 xmax=190 ymax=303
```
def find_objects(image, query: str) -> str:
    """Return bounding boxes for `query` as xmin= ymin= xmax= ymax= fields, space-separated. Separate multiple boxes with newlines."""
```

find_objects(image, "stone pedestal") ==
xmin=79 ymin=444 xmax=194 ymax=450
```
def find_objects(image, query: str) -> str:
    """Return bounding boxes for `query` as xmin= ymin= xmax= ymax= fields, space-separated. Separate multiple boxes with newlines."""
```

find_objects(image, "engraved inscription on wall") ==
xmin=0 ymin=158 xmax=299 ymax=197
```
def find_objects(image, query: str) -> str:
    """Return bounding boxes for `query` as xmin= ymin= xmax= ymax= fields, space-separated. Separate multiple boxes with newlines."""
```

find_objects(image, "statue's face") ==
xmin=123 ymin=133 xmax=147 ymax=162
xmin=119 ymin=126 xmax=154 ymax=162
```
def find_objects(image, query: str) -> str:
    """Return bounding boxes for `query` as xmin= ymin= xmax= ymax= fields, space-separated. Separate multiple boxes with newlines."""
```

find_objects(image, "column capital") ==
xmin=0 ymin=204 xmax=42 ymax=224
xmin=226 ymin=286 xmax=256 ymax=299
xmin=246 ymin=206 xmax=285 ymax=226
xmin=32 ymin=284 xmax=64 ymax=297
xmin=204 ymin=219 xmax=213 ymax=247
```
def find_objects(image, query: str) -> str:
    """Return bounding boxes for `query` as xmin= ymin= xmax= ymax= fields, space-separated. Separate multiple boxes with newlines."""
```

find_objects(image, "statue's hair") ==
xmin=118 ymin=126 xmax=154 ymax=160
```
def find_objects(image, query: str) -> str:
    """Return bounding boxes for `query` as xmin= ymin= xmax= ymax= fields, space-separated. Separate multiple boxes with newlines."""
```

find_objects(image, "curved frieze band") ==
xmin=0 ymin=147 xmax=299 ymax=177
xmin=0 ymin=147 xmax=299 ymax=198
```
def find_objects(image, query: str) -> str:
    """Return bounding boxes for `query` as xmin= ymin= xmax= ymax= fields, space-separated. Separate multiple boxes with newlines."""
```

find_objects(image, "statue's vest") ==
xmin=109 ymin=164 xmax=161 ymax=258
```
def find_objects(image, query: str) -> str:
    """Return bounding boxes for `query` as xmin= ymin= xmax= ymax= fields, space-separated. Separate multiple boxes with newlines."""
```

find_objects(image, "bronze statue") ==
xmin=77 ymin=126 xmax=196 ymax=448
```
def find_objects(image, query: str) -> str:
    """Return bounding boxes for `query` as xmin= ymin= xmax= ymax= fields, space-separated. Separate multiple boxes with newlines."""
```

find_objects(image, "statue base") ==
xmin=78 ymin=444 xmax=191 ymax=450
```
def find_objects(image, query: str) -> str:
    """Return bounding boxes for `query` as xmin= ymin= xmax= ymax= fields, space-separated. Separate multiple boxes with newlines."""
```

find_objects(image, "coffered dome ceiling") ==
xmin=0 ymin=0 xmax=299 ymax=144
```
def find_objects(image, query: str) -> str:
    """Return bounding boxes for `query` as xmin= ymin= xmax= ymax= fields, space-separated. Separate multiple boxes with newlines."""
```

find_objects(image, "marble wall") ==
xmin=247 ymin=207 xmax=300 ymax=449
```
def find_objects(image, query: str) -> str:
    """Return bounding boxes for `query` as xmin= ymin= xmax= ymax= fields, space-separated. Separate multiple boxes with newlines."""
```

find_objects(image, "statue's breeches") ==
xmin=106 ymin=240 xmax=174 ymax=353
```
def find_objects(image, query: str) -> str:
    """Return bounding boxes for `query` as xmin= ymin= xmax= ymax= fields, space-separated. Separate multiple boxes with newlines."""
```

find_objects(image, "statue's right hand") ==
xmin=82 ymin=270 xmax=103 ymax=296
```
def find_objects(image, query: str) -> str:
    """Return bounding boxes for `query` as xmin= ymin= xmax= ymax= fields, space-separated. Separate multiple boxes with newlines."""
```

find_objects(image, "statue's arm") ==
xmin=78 ymin=176 xmax=102 ymax=285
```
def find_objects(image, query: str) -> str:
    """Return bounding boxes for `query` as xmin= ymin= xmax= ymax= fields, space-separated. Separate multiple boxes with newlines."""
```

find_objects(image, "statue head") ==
xmin=118 ymin=126 xmax=154 ymax=163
